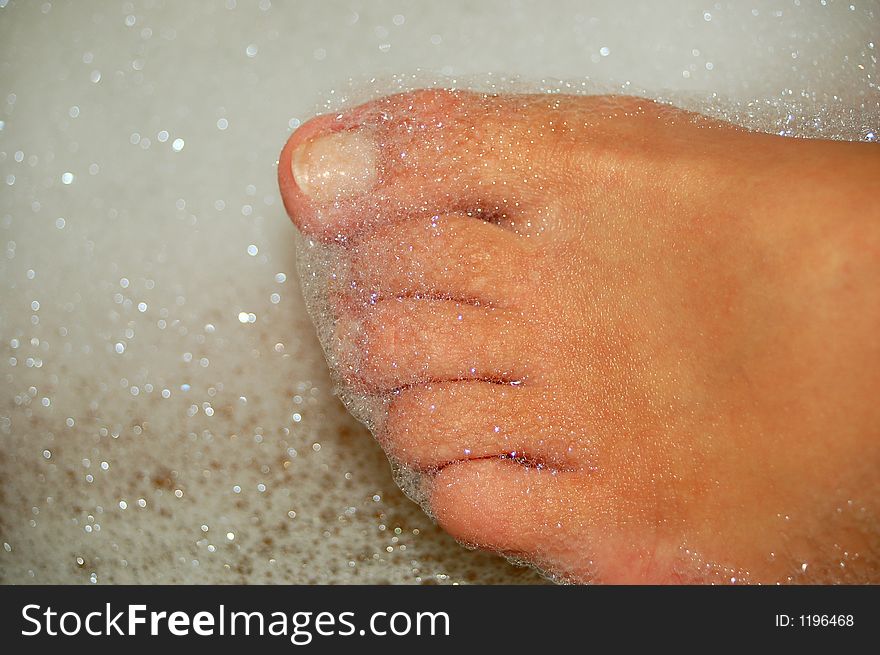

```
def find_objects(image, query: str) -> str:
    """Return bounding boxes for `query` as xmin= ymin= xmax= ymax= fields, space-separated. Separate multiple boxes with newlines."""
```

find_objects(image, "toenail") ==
xmin=291 ymin=130 xmax=379 ymax=202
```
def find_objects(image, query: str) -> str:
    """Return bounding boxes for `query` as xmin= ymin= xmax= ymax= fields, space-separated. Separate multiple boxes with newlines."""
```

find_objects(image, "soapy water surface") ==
xmin=292 ymin=74 xmax=879 ymax=583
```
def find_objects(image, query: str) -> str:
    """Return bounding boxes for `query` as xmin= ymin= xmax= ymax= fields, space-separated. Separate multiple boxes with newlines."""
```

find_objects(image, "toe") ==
xmin=429 ymin=459 xmax=607 ymax=577
xmin=278 ymin=107 xmax=379 ymax=238
xmin=331 ymin=299 xmax=541 ymax=392
xmin=278 ymin=89 xmax=546 ymax=240
xmin=344 ymin=213 xmax=537 ymax=307
xmin=380 ymin=381 xmax=595 ymax=471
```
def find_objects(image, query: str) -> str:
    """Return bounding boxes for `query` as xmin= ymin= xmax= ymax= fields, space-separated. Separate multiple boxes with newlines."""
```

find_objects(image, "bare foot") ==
xmin=278 ymin=90 xmax=880 ymax=583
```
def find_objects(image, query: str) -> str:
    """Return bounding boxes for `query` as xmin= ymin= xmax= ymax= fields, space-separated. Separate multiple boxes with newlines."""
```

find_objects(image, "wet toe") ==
xmin=278 ymin=89 xmax=550 ymax=240
xmin=330 ymin=299 xmax=542 ymax=391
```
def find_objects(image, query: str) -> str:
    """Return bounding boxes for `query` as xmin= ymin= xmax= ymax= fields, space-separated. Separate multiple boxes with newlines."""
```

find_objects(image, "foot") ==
xmin=278 ymin=90 xmax=880 ymax=583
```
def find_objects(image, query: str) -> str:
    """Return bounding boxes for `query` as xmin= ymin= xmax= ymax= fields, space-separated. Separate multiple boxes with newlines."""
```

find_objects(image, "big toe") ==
xmin=290 ymin=129 xmax=380 ymax=204
xmin=278 ymin=89 xmax=550 ymax=240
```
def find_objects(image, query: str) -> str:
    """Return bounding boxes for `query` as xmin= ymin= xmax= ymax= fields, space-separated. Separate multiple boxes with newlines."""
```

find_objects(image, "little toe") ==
xmin=429 ymin=459 xmax=607 ymax=580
